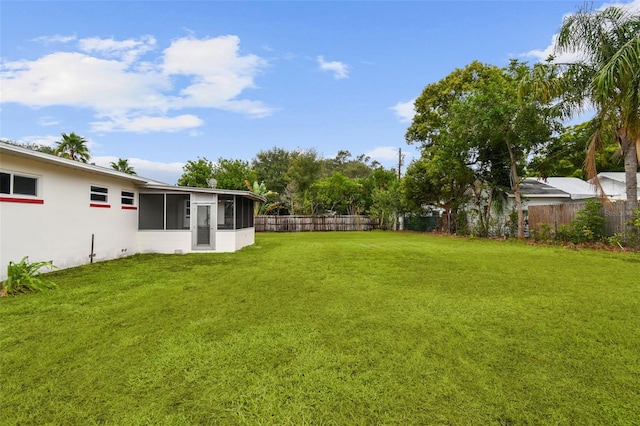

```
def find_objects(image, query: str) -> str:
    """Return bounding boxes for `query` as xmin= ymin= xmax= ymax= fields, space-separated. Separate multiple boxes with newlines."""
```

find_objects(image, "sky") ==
xmin=1 ymin=0 xmax=638 ymax=184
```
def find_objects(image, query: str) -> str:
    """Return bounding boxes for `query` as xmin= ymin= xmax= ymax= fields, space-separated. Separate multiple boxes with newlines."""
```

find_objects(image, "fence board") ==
xmin=255 ymin=215 xmax=377 ymax=232
xmin=528 ymin=200 xmax=628 ymax=236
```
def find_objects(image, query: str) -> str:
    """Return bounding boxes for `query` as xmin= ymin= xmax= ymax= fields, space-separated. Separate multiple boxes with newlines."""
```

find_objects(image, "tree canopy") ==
xmin=177 ymin=157 xmax=215 ymax=188
xmin=54 ymin=132 xmax=90 ymax=163
xmin=110 ymin=158 xmax=136 ymax=175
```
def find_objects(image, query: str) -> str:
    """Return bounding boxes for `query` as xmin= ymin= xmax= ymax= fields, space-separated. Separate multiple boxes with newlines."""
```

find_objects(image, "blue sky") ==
xmin=1 ymin=0 xmax=638 ymax=184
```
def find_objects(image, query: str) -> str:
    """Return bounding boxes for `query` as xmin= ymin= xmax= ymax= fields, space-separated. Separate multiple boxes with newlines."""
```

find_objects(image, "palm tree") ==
xmin=110 ymin=158 xmax=136 ymax=175
xmin=552 ymin=4 xmax=640 ymax=219
xmin=54 ymin=132 xmax=91 ymax=163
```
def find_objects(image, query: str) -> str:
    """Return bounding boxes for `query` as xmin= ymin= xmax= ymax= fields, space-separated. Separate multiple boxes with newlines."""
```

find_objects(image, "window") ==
xmin=217 ymin=195 xmax=234 ymax=229
xmin=217 ymin=195 xmax=254 ymax=230
xmin=235 ymin=196 xmax=255 ymax=229
xmin=0 ymin=172 xmax=38 ymax=196
xmin=121 ymin=191 xmax=135 ymax=206
xmin=90 ymin=185 xmax=108 ymax=203
xmin=139 ymin=194 xmax=164 ymax=229
xmin=166 ymin=194 xmax=190 ymax=230
xmin=138 ymin=193 xmax=190 ymax=230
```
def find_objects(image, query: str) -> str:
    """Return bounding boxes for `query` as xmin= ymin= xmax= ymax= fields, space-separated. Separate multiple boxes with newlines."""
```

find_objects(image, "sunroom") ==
xmin=135 ymin=185 xmax=264 ymax=254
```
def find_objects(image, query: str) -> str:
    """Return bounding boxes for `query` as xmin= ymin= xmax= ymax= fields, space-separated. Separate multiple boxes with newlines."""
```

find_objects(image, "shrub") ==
xmin=1 ymin=257 xmax=57 ymax=296
xmin=552 ymin=200 xmax=605 ymax=245
xmin=609 ymin=209 xmax=640 ymax=250
xmin=571 ymin=199 xmax=605 ymax=243
xmin=531 ymin=223 xmax=554 ymax=242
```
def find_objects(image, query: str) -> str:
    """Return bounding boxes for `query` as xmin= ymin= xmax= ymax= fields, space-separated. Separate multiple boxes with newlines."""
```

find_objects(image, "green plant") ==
xmin=1 ymin=257 xmax=57 ymax=296
xmin=554 ymin=200 xmax=605 ymax=244
xmin=611 ymin=209 xmax=640 ymax=250
xmin=531 ymin=222 xmax=554 ymax=242
xmin=571 ymin=199 xmax=605 ymax=243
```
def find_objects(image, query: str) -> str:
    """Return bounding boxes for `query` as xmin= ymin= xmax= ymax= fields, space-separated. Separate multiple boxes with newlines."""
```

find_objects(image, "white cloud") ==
xmin=14 ymin=134 xmax=59 ymax=147
xmin=0 ymin=34 xmax=273 ymax=133
xmin=390 ymin=99 xmax=416 ymax=123
xmin=91 ymin=114 xmax=204 ymax=133
xmin=317 ymin=55 xmax=349 ymax=79
xmin=163 ymin=35 xmax=269 ymax=111
xmin=33 ymin=34 xmax=76 ymax=45
xmin=92 ymin=155 xmax=184 ymax=183
xmin=366 ymin=146 xmax=401 ymax=161
xmin=79 ymin=35 xmax=156 ymax=64
xmin=1 ymin=52 xmax=170 ymax=111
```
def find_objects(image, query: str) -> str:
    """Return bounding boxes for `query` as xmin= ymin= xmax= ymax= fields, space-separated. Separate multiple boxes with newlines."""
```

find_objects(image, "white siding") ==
xmin=1 ymin=154 xmax=138 ymax=280
xmin=136 ymin=231 xmax=192 ymax=254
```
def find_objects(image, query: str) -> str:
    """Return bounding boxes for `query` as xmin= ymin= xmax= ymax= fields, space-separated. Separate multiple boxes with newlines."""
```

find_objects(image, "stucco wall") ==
xmin=1 ymin=154 xmax=138 ymax=280
xmin=136 ymin=231 xmax=193 ymax=254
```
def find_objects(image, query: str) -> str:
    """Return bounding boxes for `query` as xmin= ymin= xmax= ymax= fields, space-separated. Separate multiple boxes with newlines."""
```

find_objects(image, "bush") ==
xmin=571 ymin=199 xmax=605 ymax=243
xmin=609 ymin=209 xmax=640 ymax=250
xmin=531 ymin=223 xmax=554 ymax=242
xmin=552 ymin=200 xmax=605 ymax=244
xmin=1 ymin=257 xmax=57 ymax=296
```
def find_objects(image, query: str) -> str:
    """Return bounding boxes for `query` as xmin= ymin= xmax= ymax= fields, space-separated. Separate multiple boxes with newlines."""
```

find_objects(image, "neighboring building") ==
xmin=463 ymin=177 xmax=602 ymax=236
xmin=594 ymin=172 xmax=640 ymax=201
xmin=515 ymin=177 xmax=609 ymax=207
xmin=0 ymin=141 xmax=264 ymax=280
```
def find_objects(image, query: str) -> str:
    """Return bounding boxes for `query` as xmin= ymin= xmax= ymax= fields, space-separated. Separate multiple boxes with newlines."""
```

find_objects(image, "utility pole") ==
xmin=398 ymin=147 xmax=403 ymax=180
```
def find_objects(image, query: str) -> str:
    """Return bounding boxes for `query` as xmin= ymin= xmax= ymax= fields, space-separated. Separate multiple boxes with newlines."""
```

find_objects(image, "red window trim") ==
xmin=0 ymin=196 xmax=44 ymax=204
xmin=90 ymin=203 xmax=111 ymax=208
xmin=122 ymin=206 xmax=138 ymax=210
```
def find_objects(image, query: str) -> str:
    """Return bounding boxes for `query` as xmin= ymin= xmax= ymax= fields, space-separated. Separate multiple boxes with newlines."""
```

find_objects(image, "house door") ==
xmin=194 ymin=204 xmax=214 ymax=249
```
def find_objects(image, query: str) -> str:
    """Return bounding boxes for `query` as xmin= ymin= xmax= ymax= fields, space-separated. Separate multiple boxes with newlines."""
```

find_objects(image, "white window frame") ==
xmin=90 ymin=185 xmax=109 ymax=204
xmin=0 ymin=170 xmax=39 ymax=197
xmin=121 ymin=190 xmax=135 ymax=206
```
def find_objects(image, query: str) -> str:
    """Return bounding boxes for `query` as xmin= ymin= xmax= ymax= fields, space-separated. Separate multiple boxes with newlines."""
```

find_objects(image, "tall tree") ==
xmin=310 ymin=172 xmax=365 ymax=215
xmin=212 ymin=158 xmax=257 ymax=191
xmin=252 ymin=147 xmax=292 ymax=195
xmin=54 ymin=132 xmax=90 ymax=163
xmin=534 ymin=4 xmax=640 ymax=220
xmin=406 ymin=61 xmax=557 ymax=237
xmin=110 ymin=158 xmax=136 ymax=175
xmin=449 ymin=60 xmax=558 ymax=237
xmin=177 ymin=157 xmax=215 ymax=188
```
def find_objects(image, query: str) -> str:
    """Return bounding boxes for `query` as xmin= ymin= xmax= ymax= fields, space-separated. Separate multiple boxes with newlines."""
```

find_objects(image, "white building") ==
xmin=594 ymin=172 xmax=640 ymax=201
xmin=0 ymin=141 xmax=264 ymax=280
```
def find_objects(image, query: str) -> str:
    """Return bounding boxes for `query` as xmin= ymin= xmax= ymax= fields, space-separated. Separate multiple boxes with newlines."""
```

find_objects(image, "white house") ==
xmin=594 ymin=172 xmax=640 ymax=201
xmin=0 ymin=141 xmax=264 ymax=280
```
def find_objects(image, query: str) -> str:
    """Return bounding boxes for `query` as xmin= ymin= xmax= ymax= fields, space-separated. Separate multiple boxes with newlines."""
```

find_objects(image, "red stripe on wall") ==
xmin=0 ymin=196 xmax=44 ymax=204
xmin=122 ymin=206 xmax=138 ymax=210
xmin=90 ymin=203 xmax=111 ymax=208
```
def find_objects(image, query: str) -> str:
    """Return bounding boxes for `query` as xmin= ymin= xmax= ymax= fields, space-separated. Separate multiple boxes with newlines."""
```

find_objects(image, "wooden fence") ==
xmin=528 ymin=200 xmax=628 ymax=236
xmin=254 ymin=215 xmax=378 ymax=232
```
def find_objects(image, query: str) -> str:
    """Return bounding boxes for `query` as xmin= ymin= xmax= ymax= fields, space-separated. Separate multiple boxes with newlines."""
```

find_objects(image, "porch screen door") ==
xmin=196 ymin=205 xmax=212 ymax=247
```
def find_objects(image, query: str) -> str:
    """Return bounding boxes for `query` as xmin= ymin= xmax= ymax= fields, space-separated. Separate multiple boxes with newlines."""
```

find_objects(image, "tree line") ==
xmin=176 ymin=148 xmax=402 ymax=229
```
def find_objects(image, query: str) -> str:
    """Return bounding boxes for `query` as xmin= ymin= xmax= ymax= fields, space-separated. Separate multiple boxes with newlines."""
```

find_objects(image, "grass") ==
xmin=1 ymin=231 xmax=639 ymax=425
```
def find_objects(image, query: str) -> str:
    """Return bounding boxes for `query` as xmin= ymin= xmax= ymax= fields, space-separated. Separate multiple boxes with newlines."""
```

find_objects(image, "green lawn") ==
xmin=1 ymin=232 xmax=639 ymax=425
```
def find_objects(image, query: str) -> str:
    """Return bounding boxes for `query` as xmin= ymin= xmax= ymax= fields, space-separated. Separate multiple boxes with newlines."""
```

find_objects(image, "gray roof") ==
xmin=521 ymin=177 xmax=601 ymax=200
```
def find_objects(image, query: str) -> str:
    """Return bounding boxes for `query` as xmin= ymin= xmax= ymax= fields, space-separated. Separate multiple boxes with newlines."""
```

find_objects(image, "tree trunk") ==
xmin=506 ymin=139 xmax=525 ymax=239
xmin=618 ymin=129 xmax=638 ymax=224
